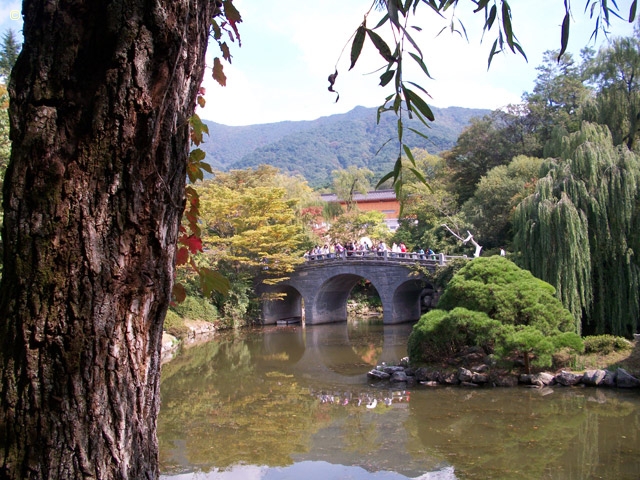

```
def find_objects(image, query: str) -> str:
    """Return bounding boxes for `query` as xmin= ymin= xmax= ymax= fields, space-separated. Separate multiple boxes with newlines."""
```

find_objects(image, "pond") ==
xmin=158 ymin=319 xmax=640 ymax=480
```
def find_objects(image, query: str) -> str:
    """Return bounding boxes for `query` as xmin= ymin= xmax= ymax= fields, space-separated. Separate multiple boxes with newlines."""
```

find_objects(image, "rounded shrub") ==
xmin=583 ymin=334 xmax=632 ymax=355
xmin=408 ymin=307 xmax=503 ymax=363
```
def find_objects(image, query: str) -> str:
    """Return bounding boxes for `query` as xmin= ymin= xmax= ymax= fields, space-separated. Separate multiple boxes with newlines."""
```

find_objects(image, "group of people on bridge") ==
xmin=304 ymin=240 xmax=435 ymax=261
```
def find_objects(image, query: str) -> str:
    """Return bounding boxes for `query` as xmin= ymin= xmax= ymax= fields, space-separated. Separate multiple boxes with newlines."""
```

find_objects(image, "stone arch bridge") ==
xmin=259 ymin=252 xmax=466 ymax=325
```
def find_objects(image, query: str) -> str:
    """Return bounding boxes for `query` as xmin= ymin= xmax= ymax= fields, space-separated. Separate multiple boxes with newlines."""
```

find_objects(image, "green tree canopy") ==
xmin=327 ymin=209 xmax=389 ymax=245
xmin=582 ymin=35 xmax=640 ymax=150
xmin=443 ymin=110 xmax=537 ymax=204
xmin=462 ymin=154 xmax=543 ymax=250
xmin=524 ymin=50 xmax=592 ymax=145
xmin=332 ymin=165 xmax=373 ymax=211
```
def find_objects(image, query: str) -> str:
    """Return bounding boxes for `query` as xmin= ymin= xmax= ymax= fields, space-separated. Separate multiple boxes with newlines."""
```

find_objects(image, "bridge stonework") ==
xmin=259 ymin=256 xmax=444 ymax=325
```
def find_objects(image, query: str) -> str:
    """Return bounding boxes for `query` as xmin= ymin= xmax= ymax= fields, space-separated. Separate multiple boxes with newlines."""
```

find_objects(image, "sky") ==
xmin=1 ymin=1 xmax=637 ymax=126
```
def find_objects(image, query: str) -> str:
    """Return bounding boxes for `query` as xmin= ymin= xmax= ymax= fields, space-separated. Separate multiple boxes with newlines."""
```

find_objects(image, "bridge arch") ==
xmin=259 ymin=254 xmax=456 ymax=325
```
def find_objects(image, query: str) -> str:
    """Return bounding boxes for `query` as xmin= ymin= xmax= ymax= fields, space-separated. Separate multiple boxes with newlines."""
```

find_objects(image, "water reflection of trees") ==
xmin=159 ymin=327 xmax=640 ymax=479
xmin=159 ymin=338 xmax=324 ymax=474
xmin=405 ymin=388 xmax=640 ymax=479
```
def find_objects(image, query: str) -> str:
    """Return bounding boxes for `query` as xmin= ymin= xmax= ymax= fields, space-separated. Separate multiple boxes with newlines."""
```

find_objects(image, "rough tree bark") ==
xmin=0 ymin=1 xmax=215 ymax=478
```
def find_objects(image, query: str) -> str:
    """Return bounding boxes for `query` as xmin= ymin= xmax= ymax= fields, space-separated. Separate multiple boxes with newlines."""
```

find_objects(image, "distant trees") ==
xmin=327 ymin=210 xmax=389 ymax=245
xmin=332 ymin=165 xmax=373 ymax=211
xmin=0 ymin=29 xmax=20 ymax=81
xmin=582 ymin=36 xmax=640 ymax=150
xmin=462 ymin=155 xmax=543 ymax=249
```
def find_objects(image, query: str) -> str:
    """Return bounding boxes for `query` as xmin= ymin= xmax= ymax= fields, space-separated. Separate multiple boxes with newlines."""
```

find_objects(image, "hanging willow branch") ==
xmin=513 ymin=123 xmax=640 ymax=337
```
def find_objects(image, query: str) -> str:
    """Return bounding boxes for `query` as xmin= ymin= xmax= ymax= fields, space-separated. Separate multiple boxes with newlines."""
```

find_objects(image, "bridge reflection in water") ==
xmin=259 ymin=251 xmax=466 ymax=325
xmin=257 ymin=320 xmax=413 ymax=386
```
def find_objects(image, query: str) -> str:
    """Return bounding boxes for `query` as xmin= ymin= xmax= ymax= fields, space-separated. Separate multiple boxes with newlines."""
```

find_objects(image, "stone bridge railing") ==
xmin=304 ymin=250 xmax=467 ymax=266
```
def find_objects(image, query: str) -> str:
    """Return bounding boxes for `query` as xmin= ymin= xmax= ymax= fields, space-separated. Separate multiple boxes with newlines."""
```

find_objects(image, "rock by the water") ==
xmin=555 ymin=371 xmax=582 ymax=386
xmin=601 ymin=370 xmax=617 ymax=387
xmin=471 ymin=372 xmax=489 ymax=384
xmin=366 ymin=358 xmax=639 ymax=390
xmin=535 ymin=372 xmax=556 ymax=386
xmin=491 ymin=373 xmax=519 ymax=387
xmin=616 ymin=368 xmax=640 ymax=388
xmin=368 ymin=369 xmax=391 ymax=380
xmin=390 ymin=371 xmax=409 ymax=383
xmin=439 ymin=371 xmax=460 ymax=385
xmin=383 ymin=365 xmax=405 ymax=375
xmin=582 ymin=369 xmax=607 ymax=386
xmin=458 ymin=368 xmax=473 ymax=383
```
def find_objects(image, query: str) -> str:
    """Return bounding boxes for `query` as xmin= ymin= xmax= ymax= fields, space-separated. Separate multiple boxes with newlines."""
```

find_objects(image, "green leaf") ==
xmin=403 ymin=86 xmax=435 ymax=121
xmin=408 ymin=167 xmax=431 ymax=189
xmin=213 ymin=57 xmax=226 ymax=87
xmin=393 ymin=155 xmax=402 ymax=177
xmin=403 ymin=144 xmax=416 ymax=166
xmin=190 ymin=148 xmax=206 ymax=162
xmin=513 ymin=42 xmax=527 ymax=61
xmin=200 ymin=267 xmax=230 ymax=297
xmin=373 ymin=13 xmax=390 ymax=30
xmin=393 ymin=93 xmax=402 ymax=113
xmin=408 ymin=52 xmax=433 ymax=79
xmin=474 ymin=0 xmax=491 ymax=13
xmin=558 ymin=11 xmax=570 ymax=60
xmin=376 ymin=170 xmax=396 ymax=189
xmin=407 ymin=127 xmax=431 ymax=141
xmin=350 ymin=26 xmax=366 ymax=71
xmin=630 ymin=0 xmax=637 ymax=21
xmin=488 ymin=38 xmax=500 ymax=69
xmin=190 ymin=114 xmax=208 ymax=146
xmin=379 ymin=69 xmax=395 ymax=86
xmin=486 ymin=4 xmax=497 ymax=30
xmin=374 ymin=137 xmax=395 ymax=156
xmin=388 ymin=0 xmax=400 ymax=26
xmin=405 ymin=80 xmax=432 ymax=97
xmin=366 ymin=29 xmax=395 ymax=63
xmin=502 ymin=1 xmax=514 ymax=50
xmin=399 ymin=25 xmax=423 ymax=58
xmin=199 ymin=161 xmax=213 ymax=174
xmin=398 ymin=118 xmax=404 ymax=143
xmin=211 ymin=19 xmax=222 ymax=40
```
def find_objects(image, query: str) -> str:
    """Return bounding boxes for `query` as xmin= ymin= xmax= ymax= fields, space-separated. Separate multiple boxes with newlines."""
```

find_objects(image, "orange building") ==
xmin=320 ymin=189 xmax=400 ymax=230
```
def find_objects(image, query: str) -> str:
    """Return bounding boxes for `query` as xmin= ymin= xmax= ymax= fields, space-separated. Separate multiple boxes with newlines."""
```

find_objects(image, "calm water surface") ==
xmin=158 ymin=319 xmax=640 ymax=480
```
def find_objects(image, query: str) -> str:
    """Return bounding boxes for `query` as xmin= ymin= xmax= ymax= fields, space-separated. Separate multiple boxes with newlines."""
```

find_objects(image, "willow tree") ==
xmin=514 ymin=123 xmax=640 ymax=336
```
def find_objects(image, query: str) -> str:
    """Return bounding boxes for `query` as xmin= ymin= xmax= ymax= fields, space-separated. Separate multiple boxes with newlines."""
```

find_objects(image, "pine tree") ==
xmin=0 ymin=29 xmax=21 ymax=81
xmin=514 ymin=123 xmax=640 ymax=336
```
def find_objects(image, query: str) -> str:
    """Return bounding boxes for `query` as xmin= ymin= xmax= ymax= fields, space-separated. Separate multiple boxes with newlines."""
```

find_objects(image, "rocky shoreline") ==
xmin=161 ymin=319 xmax=217 ymax=363
xmin=368 ymin=359 xmax=640 ymax=389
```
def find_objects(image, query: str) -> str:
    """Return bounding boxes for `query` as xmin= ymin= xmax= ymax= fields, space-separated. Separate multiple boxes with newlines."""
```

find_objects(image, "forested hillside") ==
xmin=201 ymin=105 xmax=488 ymax=186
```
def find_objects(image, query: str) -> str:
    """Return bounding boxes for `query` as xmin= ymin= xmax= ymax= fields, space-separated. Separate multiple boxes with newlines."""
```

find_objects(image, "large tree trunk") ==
xmin=0 ymin=1 xmax=214 ymax=478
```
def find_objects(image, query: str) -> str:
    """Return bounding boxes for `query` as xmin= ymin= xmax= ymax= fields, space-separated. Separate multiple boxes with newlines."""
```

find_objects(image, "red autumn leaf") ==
xmin=176 ymin=247 xmax=189 ymax=266
xmin=184 ymin=235 xmax=203 ymax=254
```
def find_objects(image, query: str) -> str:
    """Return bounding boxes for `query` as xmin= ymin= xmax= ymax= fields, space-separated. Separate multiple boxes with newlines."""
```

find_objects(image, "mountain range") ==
xmin=200 ymin=105 xmax=490 ymax=187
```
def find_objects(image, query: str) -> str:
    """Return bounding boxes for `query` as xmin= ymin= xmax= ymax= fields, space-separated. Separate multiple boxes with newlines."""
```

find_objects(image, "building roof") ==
xmin=320 ymin=189 xmax=397 ymax=203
